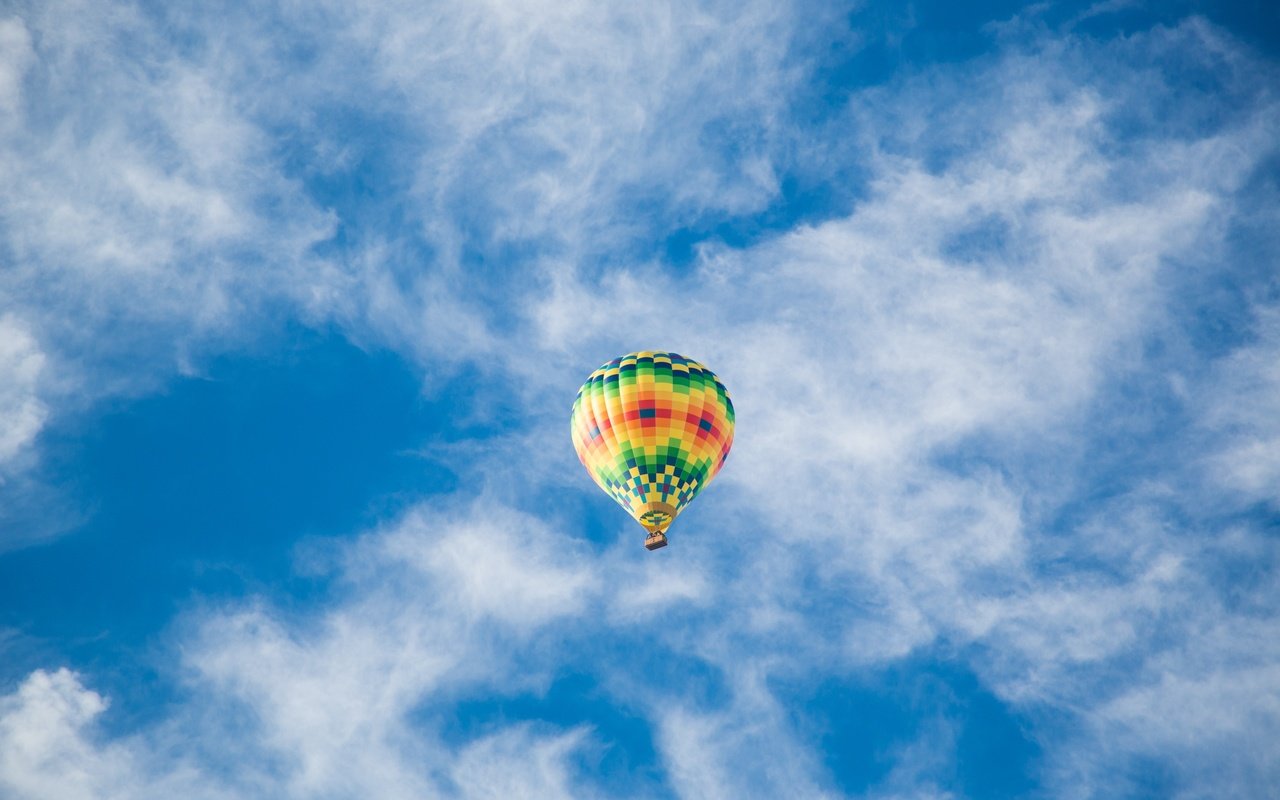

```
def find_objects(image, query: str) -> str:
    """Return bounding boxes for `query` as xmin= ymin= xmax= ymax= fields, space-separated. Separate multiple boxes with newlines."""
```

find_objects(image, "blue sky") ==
xmin=1 ymin=1 xmax=1278 ymax=797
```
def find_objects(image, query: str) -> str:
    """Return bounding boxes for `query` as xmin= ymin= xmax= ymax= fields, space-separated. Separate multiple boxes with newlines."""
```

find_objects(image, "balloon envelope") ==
xmin=570 ymin=351 xmax=734 ymax=542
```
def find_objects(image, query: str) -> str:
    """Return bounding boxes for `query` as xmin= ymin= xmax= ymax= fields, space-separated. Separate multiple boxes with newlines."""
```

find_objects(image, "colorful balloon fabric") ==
xmin=570 ymin=351 xmax=735 ymax=541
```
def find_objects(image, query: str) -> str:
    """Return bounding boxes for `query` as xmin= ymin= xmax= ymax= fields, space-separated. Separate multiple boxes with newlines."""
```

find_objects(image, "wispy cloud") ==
xmin=0 ymin=314 xmax=45 ymax=471
xmin=0 ymin=4 xmax=334 ymax=415
xmin=1201 ymin=308 xmax=1280 ymax=505
xmin=1 ymin=503 xmax=604 ymax=798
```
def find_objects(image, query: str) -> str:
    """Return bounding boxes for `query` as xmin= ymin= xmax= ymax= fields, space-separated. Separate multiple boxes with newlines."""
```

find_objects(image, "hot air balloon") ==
xmin=570 ymin=351 xmax=735 ymax=550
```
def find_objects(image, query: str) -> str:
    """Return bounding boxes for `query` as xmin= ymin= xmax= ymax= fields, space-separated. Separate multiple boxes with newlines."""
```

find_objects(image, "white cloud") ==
xmin=0 ymin=668 xmax=114 ymax=800
xmin=330 ymin=0 xmax=795 ymax=248
xmin=0 ymin=1 xmax=337 ymax=410
xmin=450 ymin=726 xmax=590 ymax=800
xmin=185 ymin=503 xmax=602 ymax=798
xmin=1200 ymin=308 xmax=1280 ymax=505
xmin=0 ymin=667 xmax=239 ymax=800
xmin=657 ymin=692 xmax=838 ymax=800
xmin=0 ymin=17 xmax=34 ymax=115
xmin=376 ymin=504 xmax=599 ymax=627
xmin=0 ymin=503 xmax=606 ymax=799
xmin=0 ymin=314 xmax=46 ymax=471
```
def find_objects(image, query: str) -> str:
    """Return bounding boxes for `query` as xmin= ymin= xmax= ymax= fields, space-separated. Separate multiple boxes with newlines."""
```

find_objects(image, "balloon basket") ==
xmin=644 ymin=532 xmax=668 ymax=551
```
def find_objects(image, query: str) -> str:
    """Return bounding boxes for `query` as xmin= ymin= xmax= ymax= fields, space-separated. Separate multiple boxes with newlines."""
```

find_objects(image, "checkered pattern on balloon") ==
xmin=570 ymin=351 xmax=735 ymax=546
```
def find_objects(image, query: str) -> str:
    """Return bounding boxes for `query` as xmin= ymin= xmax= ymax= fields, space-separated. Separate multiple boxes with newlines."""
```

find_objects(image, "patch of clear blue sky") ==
xmin=0 ymin=330 xmax=458 ymax=716
xmin=774 ymin=658 xmax=1041 ymax=798
xmin=4 ymin=0 xmax=1278 ymax=792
